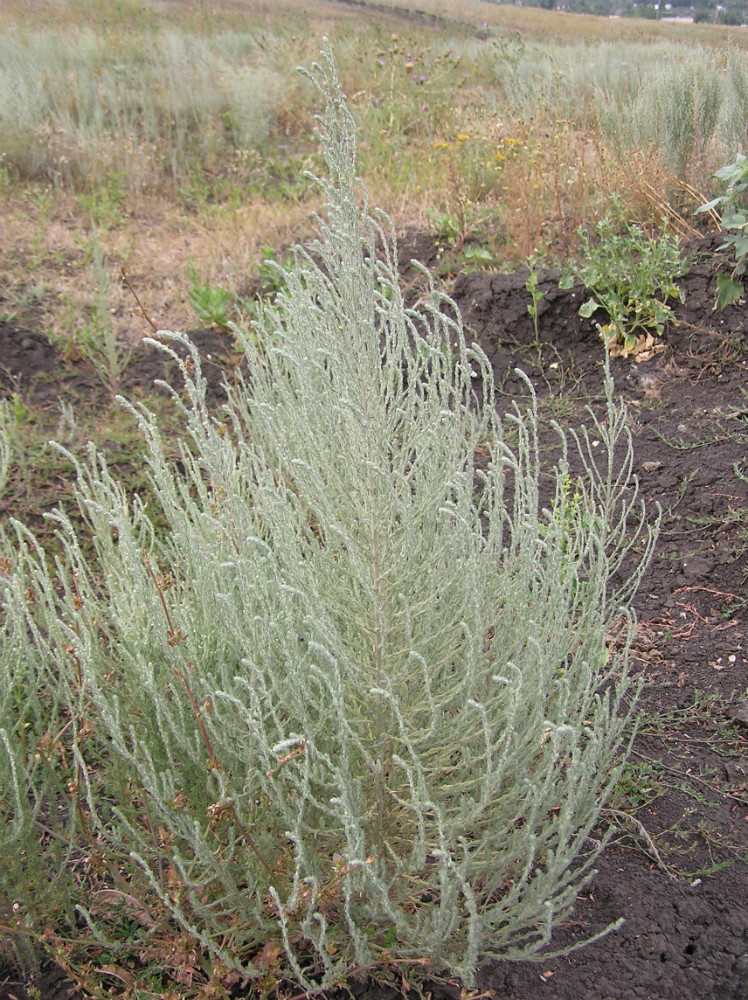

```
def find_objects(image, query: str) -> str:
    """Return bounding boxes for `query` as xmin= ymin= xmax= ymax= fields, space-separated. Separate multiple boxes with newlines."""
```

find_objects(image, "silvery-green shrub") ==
xmin=0 ymin=416 xmax=78 ymax=972
xmin=0 ymin=44 xmax=658 ymax=990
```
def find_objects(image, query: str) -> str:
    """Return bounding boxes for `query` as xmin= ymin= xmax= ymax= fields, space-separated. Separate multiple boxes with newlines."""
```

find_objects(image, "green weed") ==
xmin=525 ymin=256 xmax=547 ymax=343
xmin=428 ymin=208 xmax=496 ymax=277
xmin=187 ymin=266 xmax=231 ymax=329
xmin=697 ymin=152 xmax=748 ymax=309
xmin=563 ymin=205 xmax=687 ymax=354
xmin=427 ymin=129 xmax=504 ymax=274
xmin=613 ymin=757 xmax=668 ymax=811
xmin=460 ymin=242 xmax=495 ymax=272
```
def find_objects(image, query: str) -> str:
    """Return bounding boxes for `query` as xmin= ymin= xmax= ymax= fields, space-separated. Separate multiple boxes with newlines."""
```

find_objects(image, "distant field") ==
xmin=0 ymin=0 xmax=744 ymax=339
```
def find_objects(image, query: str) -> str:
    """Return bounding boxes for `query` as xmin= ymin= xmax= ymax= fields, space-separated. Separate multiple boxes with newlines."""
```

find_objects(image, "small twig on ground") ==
xmin=604 ymin=807 xmax=679 ymax=880
xmin=673 ymin=585 xmax=743 ymax=603
xmin=121 ymin=264 xmax=159 ymax=333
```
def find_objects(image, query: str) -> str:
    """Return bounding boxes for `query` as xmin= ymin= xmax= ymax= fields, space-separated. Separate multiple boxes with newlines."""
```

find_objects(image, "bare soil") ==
xmin=1 ymin=233 xmax=747 ymax=1000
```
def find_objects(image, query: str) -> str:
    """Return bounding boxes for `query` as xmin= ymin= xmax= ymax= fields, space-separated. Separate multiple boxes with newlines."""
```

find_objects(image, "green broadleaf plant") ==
xmin=0 ymin=44 xmax=658 ymax=991
xmin=697 ymin=153 xmax=748 ymax=310
xmin=566 ymin=206 xmax=686 ymax=354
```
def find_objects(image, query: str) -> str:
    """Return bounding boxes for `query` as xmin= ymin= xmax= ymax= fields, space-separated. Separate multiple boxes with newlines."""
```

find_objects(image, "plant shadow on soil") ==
xmin=1 ymin=233 xmax=747 ymax=1000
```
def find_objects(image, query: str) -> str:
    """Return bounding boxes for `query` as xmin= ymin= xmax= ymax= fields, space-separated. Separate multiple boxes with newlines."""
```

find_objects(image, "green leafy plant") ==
xmin=428 ymin=209 xmax=462 ymax=247
xmin=242 ymin=246 xmax=296 ymax=336
xmin=428 ymin=211 xmax=496 ymax=276
xmin=1 ymin=45 xmax=658 ymax=993
xmin=564 ymin=210 xmax=687 ymax=355
xmin=525 ymin=256 xmax=547 ymax=343
xmin=427 ymin=129 xmax=503 ymax=277
xmin=697 ymin=153 xmax=748 ymax=310
xmin=187 ymin=266 xmax=231 ymax=329
xmin=460 ymin=242 xmax=495 ymax=272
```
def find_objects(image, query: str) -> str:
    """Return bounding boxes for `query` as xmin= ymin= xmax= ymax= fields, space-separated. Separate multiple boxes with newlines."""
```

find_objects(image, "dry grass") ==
xmin=0 ymin=188 xmax=320 ymax=348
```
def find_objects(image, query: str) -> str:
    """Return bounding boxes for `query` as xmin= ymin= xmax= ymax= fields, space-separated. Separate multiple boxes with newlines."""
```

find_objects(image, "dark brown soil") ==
xmin=1 ymin=233 xmax=747 ymax=1000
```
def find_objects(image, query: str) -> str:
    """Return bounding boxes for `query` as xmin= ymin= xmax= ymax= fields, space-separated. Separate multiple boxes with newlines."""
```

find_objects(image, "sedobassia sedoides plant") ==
xmin=0 ymin=45 xmax=658 ymax=993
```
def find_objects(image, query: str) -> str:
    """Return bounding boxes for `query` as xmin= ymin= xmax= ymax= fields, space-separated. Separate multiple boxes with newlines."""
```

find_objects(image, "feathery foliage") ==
xmin=0 ymin=44 xmax=658 ymax=990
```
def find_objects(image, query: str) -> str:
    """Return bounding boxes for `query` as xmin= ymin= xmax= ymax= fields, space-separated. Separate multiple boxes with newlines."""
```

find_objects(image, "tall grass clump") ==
xmin=720 ymin=44 xmax=748 ymax=158
xmin=631 ymin=53 xmax=722 ymax=181
xmin=0 ymin=26 xmax=293 ymax=189
xmin=0 ymin=45 xmax=658 ymax=991
xmin=597 ymin=46 xmax=748 ymax=186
